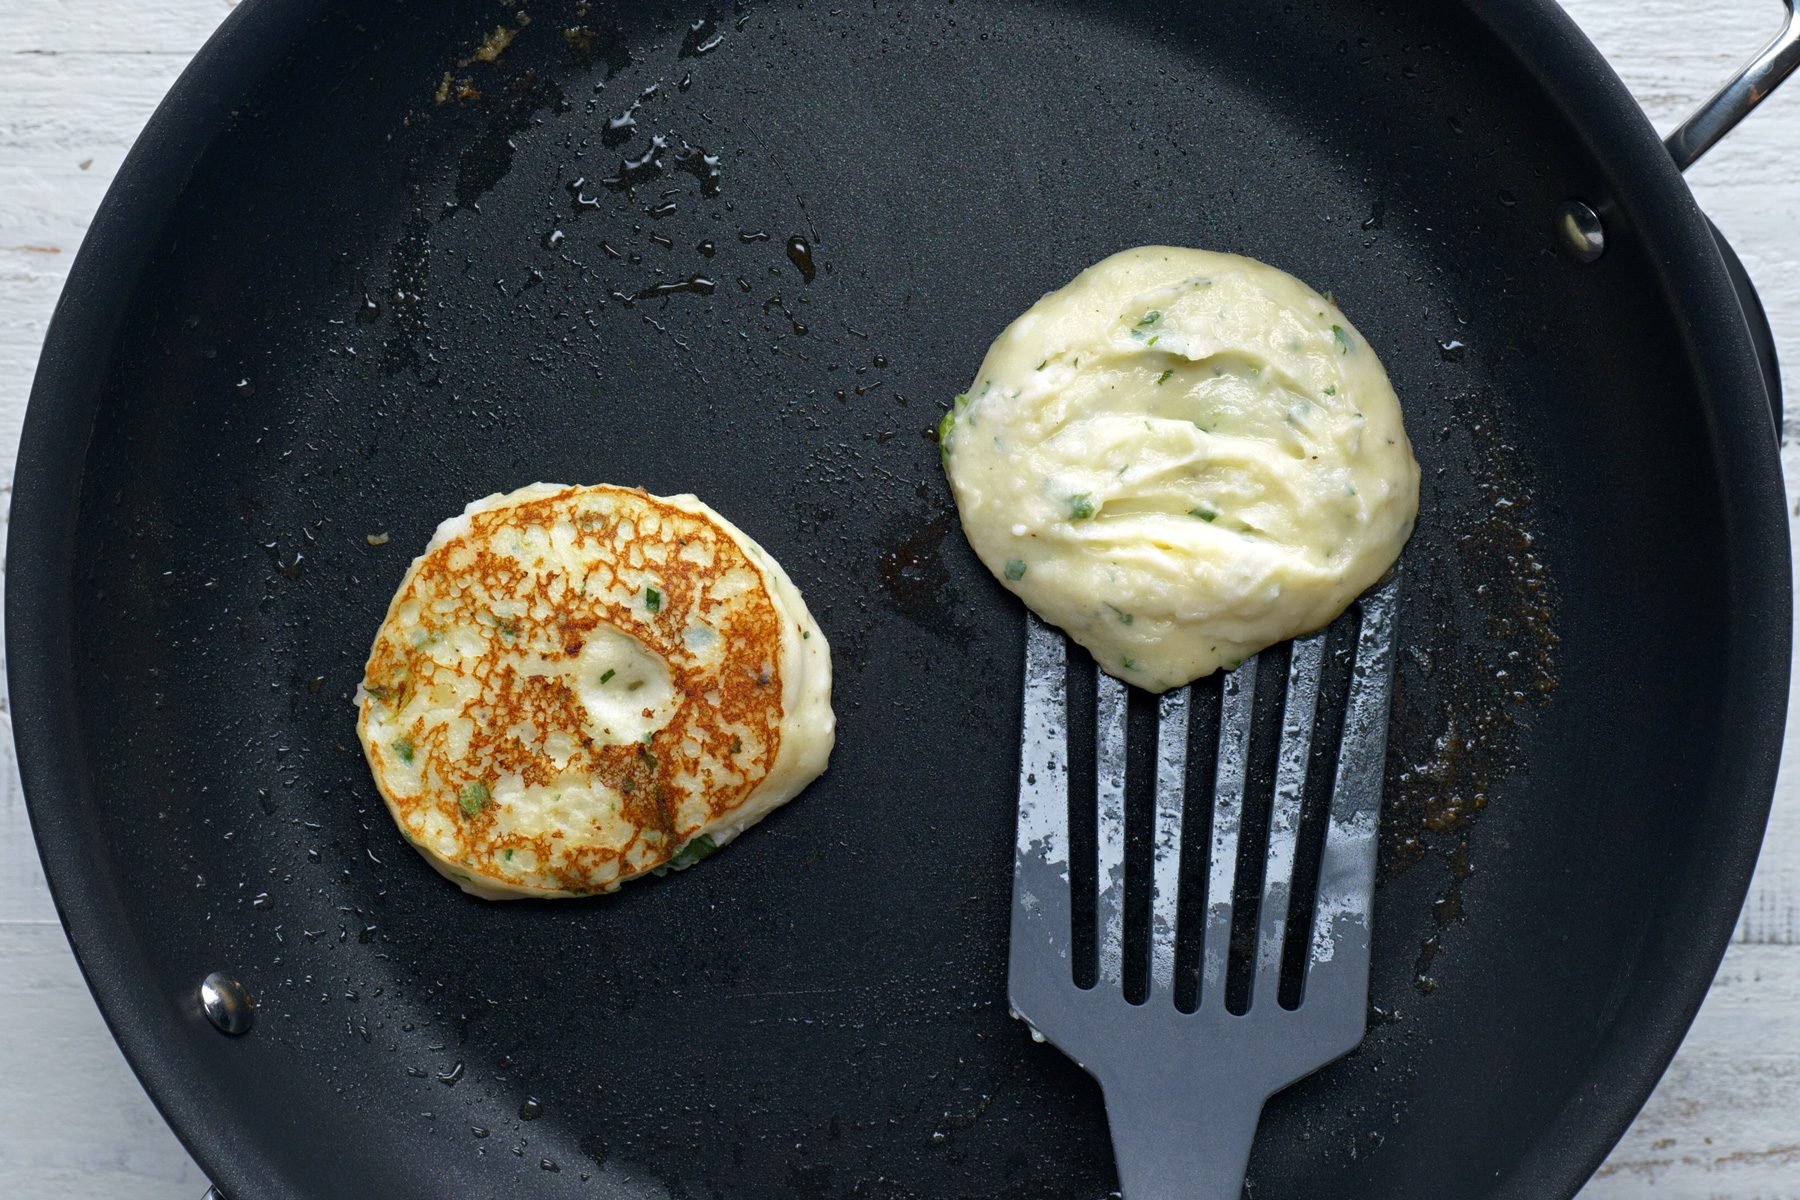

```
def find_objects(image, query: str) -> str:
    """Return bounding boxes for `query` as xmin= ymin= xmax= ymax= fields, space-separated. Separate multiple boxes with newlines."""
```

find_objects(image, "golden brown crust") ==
xmin=360 ymin=485 xmax=786 ymax=894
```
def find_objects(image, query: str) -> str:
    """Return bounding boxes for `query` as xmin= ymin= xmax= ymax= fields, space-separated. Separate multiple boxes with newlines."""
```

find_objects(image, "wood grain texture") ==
xmin=0 ymin=1 xmax=1794 ymax=1197
xmin=0 ymin=924 xmax=209 ymax=1197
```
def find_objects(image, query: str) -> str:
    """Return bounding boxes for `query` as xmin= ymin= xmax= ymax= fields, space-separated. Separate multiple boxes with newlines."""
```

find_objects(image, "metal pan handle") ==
xmin=1665 ymin=0 xmax=1800 ymax=171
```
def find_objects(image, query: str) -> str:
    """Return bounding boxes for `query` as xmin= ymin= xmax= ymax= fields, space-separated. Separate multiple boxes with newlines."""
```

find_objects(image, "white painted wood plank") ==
xmin=0 ymin=715 xmax=56 ymax=926
xmin=0 ymin=55 xmax=196 ymax=500
xmin=1583 ymin=944 xmax=1800 ymax=1199
xmin=0 ymin=922 xmax=205 ymax=1200
xmin=0 ymin=0 xmax=236 ymax=56
xmin=0 ymin=1 xmax=1797 ymax=1196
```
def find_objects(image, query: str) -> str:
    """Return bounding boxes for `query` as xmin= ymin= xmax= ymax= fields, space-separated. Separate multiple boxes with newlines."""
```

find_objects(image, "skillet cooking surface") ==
xmin=17 ymin=0 xmax=1789 ymax=1197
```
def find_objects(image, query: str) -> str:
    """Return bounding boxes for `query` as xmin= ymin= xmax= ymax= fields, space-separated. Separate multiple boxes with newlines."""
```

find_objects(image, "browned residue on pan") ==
xmin=1382 ymin=390 xmax=1560 ymax=992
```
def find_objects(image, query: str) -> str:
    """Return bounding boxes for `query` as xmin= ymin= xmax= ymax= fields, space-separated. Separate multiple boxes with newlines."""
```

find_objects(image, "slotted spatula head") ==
xmin=1009 ymin=583 xmax=1398 ymax=1200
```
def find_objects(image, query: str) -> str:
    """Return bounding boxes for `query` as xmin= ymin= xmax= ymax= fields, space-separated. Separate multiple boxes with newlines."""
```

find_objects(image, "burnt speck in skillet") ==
xmin=1383 ymin=386 xmax=1559 ymax=993
xmin=560 ymin=22 xmax=632 ymax=76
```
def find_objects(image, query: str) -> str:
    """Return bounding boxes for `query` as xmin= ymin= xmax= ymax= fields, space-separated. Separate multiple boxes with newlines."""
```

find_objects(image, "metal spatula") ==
xmin=1008 ymin=583 xmax=1397 ymax=1199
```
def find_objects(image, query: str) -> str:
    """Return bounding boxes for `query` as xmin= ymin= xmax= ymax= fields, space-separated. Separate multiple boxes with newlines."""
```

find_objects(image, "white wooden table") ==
xmin=2 ymin=1 xmax=1797 ymax=1195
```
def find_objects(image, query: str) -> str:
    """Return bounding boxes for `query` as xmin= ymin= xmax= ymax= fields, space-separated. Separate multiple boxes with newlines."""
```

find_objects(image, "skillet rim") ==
xmin=5 ymin=1 xmax=1788 ymax=1197
xmin=1455 ymin=4 xmax=1790 ymax=1194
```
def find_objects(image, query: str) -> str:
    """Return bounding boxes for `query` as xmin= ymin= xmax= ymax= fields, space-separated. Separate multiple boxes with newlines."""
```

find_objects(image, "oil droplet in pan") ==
xmin=673 ymin=143 xmax=723 ymax=196
xmin=632 ymin=275 xmax=716 ymax=300
xmin=602 ymin=135 xmax=669 ymax=190
xmin=786 ymin=235 xmax=817 ymax=283
xmin=602 ymin=102 xmax=640 ymax=147
xmin=679 ymin=14 xmax=725 ymax=57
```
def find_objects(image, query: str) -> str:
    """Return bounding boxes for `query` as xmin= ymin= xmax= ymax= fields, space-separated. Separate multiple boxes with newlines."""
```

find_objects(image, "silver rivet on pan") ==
xmin=198 ymin=972 xmax=256 ymax=1036
xmin=1556 ymin=200 xmax=1606 ymax=263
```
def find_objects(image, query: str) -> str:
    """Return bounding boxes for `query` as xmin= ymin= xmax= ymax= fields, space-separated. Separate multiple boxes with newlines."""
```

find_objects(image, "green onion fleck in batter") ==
xmin=458 ymin=781 xmax=491 ymax=817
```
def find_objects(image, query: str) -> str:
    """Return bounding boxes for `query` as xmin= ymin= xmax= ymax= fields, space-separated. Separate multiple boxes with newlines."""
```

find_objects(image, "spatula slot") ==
xmin=1279 ymin=607 xmax=1363 ymax=1010
xmin=1172 ymin=673 xmax=1224 ymax=1013
xmin=1065 ymin=648 xmax=1099 ymax=990
xmin=1223 ymin=643 xmax=1291 ymax=1015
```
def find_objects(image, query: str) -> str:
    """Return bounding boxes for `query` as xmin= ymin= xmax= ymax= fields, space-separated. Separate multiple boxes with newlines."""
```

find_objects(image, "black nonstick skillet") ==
xmin=10 ymin=1 xmax=1792 ymax=1196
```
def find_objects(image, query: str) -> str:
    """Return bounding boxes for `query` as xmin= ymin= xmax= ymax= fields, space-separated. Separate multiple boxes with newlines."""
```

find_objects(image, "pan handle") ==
xmin=1665 ymin=0 xmax=1800 ymax=171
